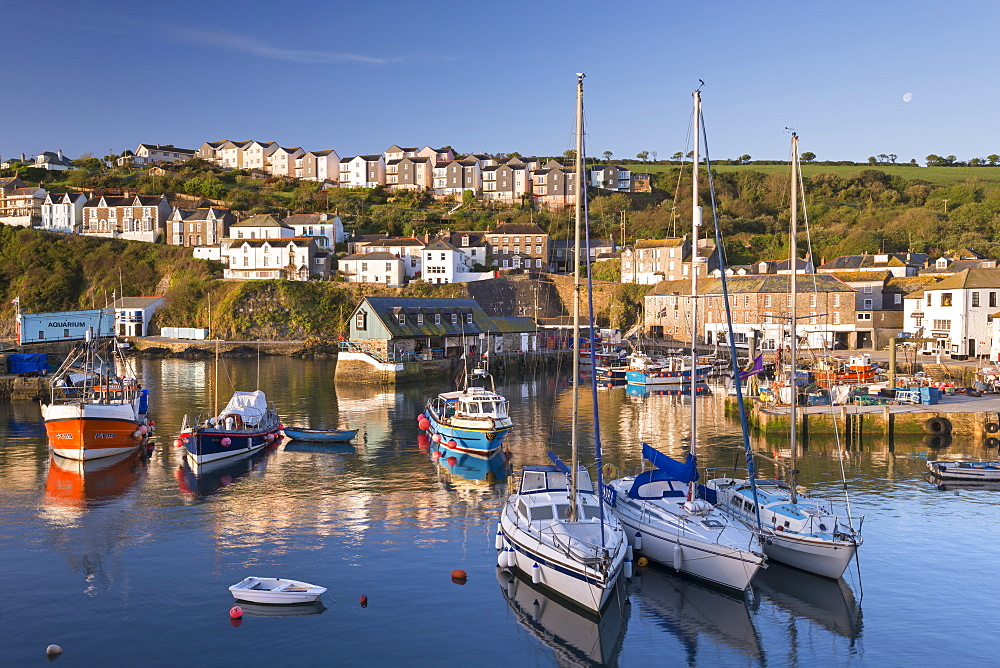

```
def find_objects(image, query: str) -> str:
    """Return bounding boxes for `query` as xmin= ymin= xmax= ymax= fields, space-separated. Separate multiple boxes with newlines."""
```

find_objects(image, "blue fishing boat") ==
xmin=421 ymin=367 xmax=512 ymax=458
xmin=625 ymin=351 xmax=712 ymax=388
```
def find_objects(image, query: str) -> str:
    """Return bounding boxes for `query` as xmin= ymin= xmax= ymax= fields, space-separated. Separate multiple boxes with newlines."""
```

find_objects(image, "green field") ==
xmin=618 ymin=163 xmax=1000 ymax=186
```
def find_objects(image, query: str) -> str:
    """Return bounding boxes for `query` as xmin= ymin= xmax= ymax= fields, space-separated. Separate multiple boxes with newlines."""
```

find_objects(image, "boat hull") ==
xmin=927 ymin=460 xmax=1000 ymax=481
xmin=41 ymin=403 xmax=145 ymax=461
xmin=762 ymin=531 xmax=858 ymax=580
xmin=426 ymin=413 xmax=510 ymax=458
xmin=626 ymin=367 xmax=710 ymax=387
xmin=229 ymin=577 xmax=326 ymax=604
xmin=181 ymin=426 xmax=280 ymax=465
xmin=282 ymin=428 xmax=357 ymax=443
xmin=499 ymin=510 xmax=624 ymax=614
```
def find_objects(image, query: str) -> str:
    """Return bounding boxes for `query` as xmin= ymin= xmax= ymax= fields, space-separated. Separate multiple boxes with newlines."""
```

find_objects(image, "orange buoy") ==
xmin=360 ymin=594 xmax=368 ymax=607
xmin=637 ymin=556 xmax=649 ymax=568
xmin=229 ymin=605 xmax=243 ymax=619
xmin=451 ymin=569 xmax=468 ymax=580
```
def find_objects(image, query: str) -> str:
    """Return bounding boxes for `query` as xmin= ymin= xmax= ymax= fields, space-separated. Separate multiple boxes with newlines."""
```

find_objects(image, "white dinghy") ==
xmin=229 ymin=577 xmax=327 ymax=604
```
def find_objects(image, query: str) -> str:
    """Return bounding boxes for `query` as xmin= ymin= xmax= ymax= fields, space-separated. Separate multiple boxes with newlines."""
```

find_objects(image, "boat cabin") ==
xmin=519 ymin=464 xmax=594 ymax=494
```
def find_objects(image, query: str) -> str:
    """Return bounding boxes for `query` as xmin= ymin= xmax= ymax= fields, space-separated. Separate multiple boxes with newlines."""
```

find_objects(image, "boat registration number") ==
xmin=54 ymin=433 xmax=73 ymax=439
xmin=95 ymin=433 xmax=117 ymax=439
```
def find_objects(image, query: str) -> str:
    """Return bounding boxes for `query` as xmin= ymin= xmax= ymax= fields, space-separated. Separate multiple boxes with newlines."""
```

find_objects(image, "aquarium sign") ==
xmin=17 ymin=309 xmax=115 ymax=344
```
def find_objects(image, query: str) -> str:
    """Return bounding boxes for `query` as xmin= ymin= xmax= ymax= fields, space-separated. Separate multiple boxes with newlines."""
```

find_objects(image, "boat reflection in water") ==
xmin=630 ymin=564 xmax=763 ymax=665
xmin=432 ymin=442 xmax=511 ymax=485
xmin=497 ymin=567 xmax=630 ymax=667
xmin=238 ymin=601 xmax=327 ymax=617
xmin=176 ymin=442 xmax=278 ymax=498
xmin=45 ymin=449 xmax=148 ymax=511
xmin=284 ymin=441 xmax=356 ymax=456
xmin=753 ymin=562 xmax=863 ymax=642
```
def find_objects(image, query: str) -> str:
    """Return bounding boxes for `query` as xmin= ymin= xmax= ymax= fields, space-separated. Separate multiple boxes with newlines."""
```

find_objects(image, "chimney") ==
xmin=21 ymin=153 xmax=25 ymax=162
xmin=58 ymin=149 xmax=63 ymax=160
xmin=424 ymin=232 xmax=430 ymax=243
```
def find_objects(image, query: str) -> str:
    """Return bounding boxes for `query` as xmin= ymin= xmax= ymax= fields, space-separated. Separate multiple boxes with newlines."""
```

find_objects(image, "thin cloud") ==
xmin=166 ymin=27 xmax=396 ymax=65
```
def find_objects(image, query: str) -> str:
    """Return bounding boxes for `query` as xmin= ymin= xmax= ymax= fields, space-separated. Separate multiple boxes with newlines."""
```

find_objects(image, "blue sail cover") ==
xmin=642 ymin=443 xmax=699 ymax=483
xmin=548 ymin=451 xmax=571 ymax=475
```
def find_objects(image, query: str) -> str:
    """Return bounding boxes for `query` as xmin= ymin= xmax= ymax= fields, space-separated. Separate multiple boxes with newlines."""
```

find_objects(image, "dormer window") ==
xmin=417 ymin=313 xmax=424 ymax=326
xmin=466 ymin=313 xmax=473 ymax=324
xmin=398 ymin=314 xmax=406 ymax=325
xmin=451 ymin=314 xmax=458 ymax=325
xmin=462 ymin=235 xmax=469 ymax=247
xmin=434 ymin=314 xmax=441 ymax=325
xmin=937 ymin=258 xmax=948 ymax=268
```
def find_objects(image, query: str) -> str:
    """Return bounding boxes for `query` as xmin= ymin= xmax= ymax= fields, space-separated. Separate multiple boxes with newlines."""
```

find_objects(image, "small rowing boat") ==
xmin=927 ymin=460 xmax=1000 ymax=481
xmin=229 ymin=577 xmax=327 ymax=604
xmin=282 ymin=427 xmax=358 ymax=443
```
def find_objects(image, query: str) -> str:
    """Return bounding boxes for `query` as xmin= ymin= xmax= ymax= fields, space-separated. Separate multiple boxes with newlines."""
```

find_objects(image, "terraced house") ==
xmin=645 ymin=274 xmax=858 ymax=350
xmin=487 ymin=222 xmax=549 ymax=270
xmin=0 ymin=177 xmax=46 ymax=226
xmin=81 ymin=194 xmax=171 ymax=243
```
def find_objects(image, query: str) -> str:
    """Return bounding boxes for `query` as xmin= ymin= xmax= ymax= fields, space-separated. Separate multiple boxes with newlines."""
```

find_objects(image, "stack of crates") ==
xmin=920 ymin=386 xmax=941 ymax=405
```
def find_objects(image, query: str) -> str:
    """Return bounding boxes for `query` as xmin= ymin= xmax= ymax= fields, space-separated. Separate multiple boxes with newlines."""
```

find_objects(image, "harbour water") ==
xmin=0 ymin=356 xmax=996 ymax=665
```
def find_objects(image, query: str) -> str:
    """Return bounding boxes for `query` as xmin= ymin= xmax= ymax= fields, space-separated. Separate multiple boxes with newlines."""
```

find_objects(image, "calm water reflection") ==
xmin=0 ymin=357 xmax=996 ymax=665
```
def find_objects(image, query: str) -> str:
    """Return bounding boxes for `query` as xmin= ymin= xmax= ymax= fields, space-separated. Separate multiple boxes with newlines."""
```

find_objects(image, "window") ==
xmin=417 ymin=314 xmax=424 ymax=325
xmin=894 ymin=294 xmax=902 ymax=305
xmin=467 ymin=313 xmax=473 ymax=324
xmin=451 ymin=313 xmax=458 ymax=324
xmin=941 ymin=293 xmax=953 ymax=307
xmin=992 ymin=292 xmax=997 ymax=308
xmin=434 ymin=314 xmax=441 ymax=325
xmin=864 ymin=298 xmax=873 ymax=309
xmin=972 ymin=292 xmax=980 ymax=307
xmin=863 ymin=285 xmax=874 ymax=294
xmin=832 ymin=293 xmax=841 ymax=307
xmin=833 ymin=312 xmax=841 ymax=324
xmin=810 ymin=312 xmax=818 ymax=324
xmin=786 ymin=294 xmax=792 ymax=308
xmin=743 ymin=295 xmax=749 ymax=307
xmin=933 ymin=319 xmax=951 ymax=330
xmin=398 ymin=314 xmax=405 ymax=325
xmin=809 ymin=294 xmax=817 ymax=307
xmin=926 ymin=293 xmax=932 ymax=306
xmin=764 ymin=295 xmax=772 ymax=307
xmin=763 ymin=311 xmax=773 ymax=324
xmin=356 ymin=312 xmax=366 ymax=330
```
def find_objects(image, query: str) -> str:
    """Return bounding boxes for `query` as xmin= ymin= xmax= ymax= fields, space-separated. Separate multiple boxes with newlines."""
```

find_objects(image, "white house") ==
xmin=128 ymin=144 xmax=196 ymax=167
xmin=34 ymin=150 xmax=75 ymax=171
xmin=337 ymin=251 xmax=405 ymax=286
xmin=299 ymin=150 xmax=340 ymax=182
xmin=340 ymin=155 xmax=386 ymax=187
xmin=284 ymin=213 xmax=343 ymax=250
xmin=904 ymin=268 xmax=1000 ymax=359
xmin=361 ymin=237 xmax=425 ymax=279
xmin=419 ymin=239 xmax=491 ymax=284
xmin=241 ymin=141 xmax=278 ymax=171
xmin=222 ymin=237 xmax=326 ymax=280
xmin=229 ymin=214 xmax=294 ymax=240
xmin=267 ymin=146 xmax=305 ymax=178
xmin=112 ymin=296 xmax=165 ymax=337
xmin=40 ymin=192 xmax=87 ymax=233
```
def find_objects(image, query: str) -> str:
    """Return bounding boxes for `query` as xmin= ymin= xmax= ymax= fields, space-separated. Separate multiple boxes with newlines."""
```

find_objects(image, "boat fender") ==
xmin=986 ymin=423 xmax=1000 ymax=434
xmin=633 ymin=532 xmax=642 ymax=551
xmin=495 ymin=527 xmax=504 ymax=550
xmin=624 ymin=558 xmax=633 ymax=579
xmin=626 ymin=544 xmax=633 ymax=560
xmin=924 ymin=417 xmax=951 ymax=435
xmin=601 ymin=463 xmax=618 ymax=479
xmin=673 ymin=545 xmax=683 ymax=571
xmin=221 ymin=437 xmax=232 ymax=447
xmin=507 ymin=547 xmax=516 ymax=569
xmin=497 ymin=550 xmax=508 ymax=569
xmin=360 ymin=594 xmax=368 ymax=608
xmin=133 ymin=430 xmax=142 ymax=438
xmin=986 ymin=437 xmax=1000 ymax=448
xmin=531 ymin=563 xmax=541 ymax=585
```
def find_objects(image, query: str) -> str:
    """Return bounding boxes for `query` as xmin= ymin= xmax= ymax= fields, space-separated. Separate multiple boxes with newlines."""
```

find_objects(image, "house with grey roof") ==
xmin=40 ymin=191 xmax=87 ymax=233
xmin=360 ymin=237 xmax=425 ymax=278
xmin=486 ymin=222 xmax=549 ymax=271
xmin=531 ymin=166 xmax=577 ymax=211
xmin=386 ymin=156 xmax=433 ymax=191
xmin=433 ymin=158 xmax=481 ymax=198
xmin=284 ymin=213 xmax=343 ymax=249
xmin=167 ymin=206 xmax=234 ymax=247
xmin=33 ymin=150 xmax=75 ymax=171
xmin=337 ymin=251 xmax=404 ymax=286
xmin=818 ymin=253 xmax=926 ymax=277
xmin=228 ymin=213 xmax=295 ymax=240
xmin=268 ymin=146 xmax=305 ymax=178
xmin=81 ymin=194 xmax=170 ymax=242
xmin=590 ymin=165 xmax=634 ymax=192
xmin=646 ymin=274 xmax=859 ymax=349
xmin=345 ymin=297 xmax=537 ymax=366
xmin=904 ymin=268 xmax=1000 ymax=358
xmin=221 ymin=236 xmax=327 ymax=280
xmin=340 ymin=155 xmax=386 ymax=187
xmin=549 ymin=238 xmax=616 ymax=273
xmin=128 ymin=144 xmax=195 ymax=168
xmin=299 ymin=149 xmax=340 ymax=182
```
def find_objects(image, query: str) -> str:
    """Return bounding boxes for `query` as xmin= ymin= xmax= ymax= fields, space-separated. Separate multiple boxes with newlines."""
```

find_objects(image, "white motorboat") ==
xmin=229 ymin=577 xmax=327 ymax=604
xmin=927 ymin=460 xmax=1000 ymax=482
xmin=496 ymin=73 xmax=628 ymax=615
xmin=605 ymin=90 xmax=765 ymax=592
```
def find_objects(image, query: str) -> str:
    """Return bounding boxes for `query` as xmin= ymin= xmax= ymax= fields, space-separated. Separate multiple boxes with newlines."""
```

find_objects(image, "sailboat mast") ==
xmin=690 ymin=90 xmax=701 ymax=461
xmin=569 ymin=72 xmax=585 ymax=520
xmin=789 ymin=133 xmax=800 ymax=504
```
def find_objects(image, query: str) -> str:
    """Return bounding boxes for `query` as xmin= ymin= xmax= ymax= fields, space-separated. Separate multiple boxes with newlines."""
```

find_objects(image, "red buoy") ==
xmin=446 ymin=456 xmax=458 ymax=466
xmin=418 ymin=419 xmax=431 ymax=431
xmin=229 ymin=605 xmax=243 ymax=619
xmin=417 ymin=413 xmax=426 ymax=421
xmin=447 ymin=440 xmax=457 ymax=448
xmin=451 ymin=569 xmax=468 ymax=580
xmin=360 ymin=594 xmax=368 ymax=608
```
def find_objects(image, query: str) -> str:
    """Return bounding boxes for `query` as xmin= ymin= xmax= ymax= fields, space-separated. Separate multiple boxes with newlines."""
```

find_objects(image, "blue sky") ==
xmin=3 ymin=0 xmax=998 ymax=164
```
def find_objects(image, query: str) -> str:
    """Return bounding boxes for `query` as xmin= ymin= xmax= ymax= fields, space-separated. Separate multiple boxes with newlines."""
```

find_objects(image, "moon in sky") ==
xmin=903 ymin=92 xmax=913 ymax=102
